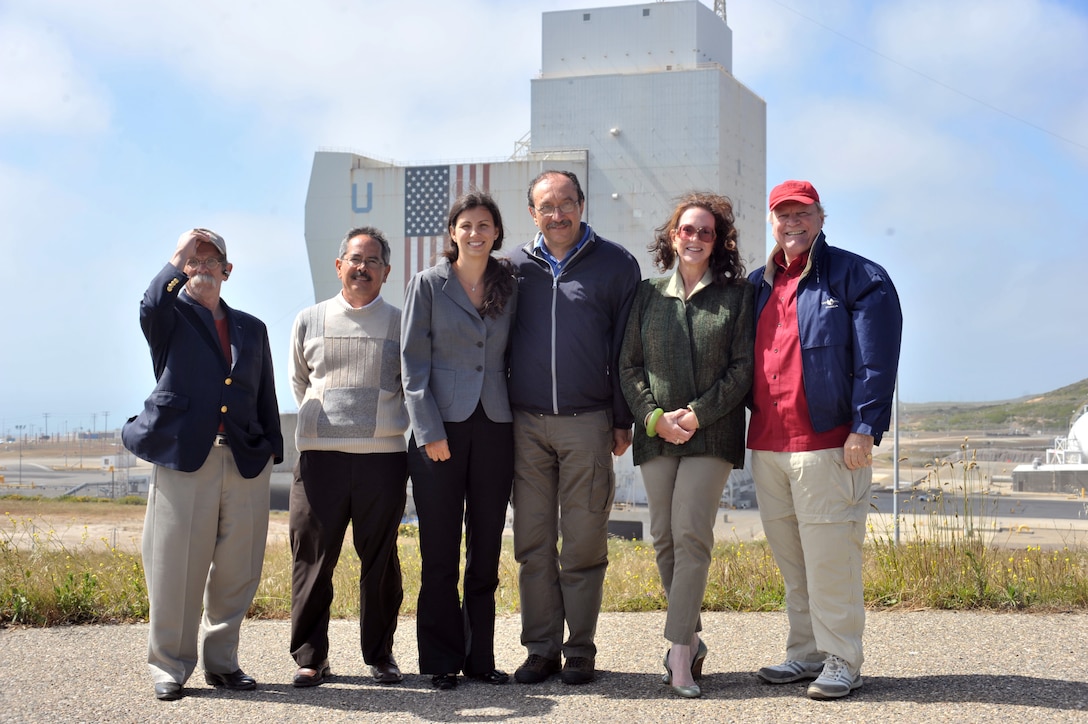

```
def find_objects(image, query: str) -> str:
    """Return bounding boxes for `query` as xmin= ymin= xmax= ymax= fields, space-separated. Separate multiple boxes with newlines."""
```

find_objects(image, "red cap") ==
xmin=769 ymin=180 xmax=820 ymax=210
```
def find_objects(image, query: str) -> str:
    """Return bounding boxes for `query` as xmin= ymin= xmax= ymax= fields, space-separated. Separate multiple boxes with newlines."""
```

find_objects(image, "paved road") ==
xmin=1 ymin=611 xmax=1086 ymax=723
xmin=872 ymin=490 xmax=1088 ymax=520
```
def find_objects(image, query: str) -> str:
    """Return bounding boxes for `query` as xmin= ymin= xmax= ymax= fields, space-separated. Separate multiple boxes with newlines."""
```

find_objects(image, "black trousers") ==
xmin=408 ymin=404 xmax=514 ymax=675
xmin=289 ymin=450 xmax=407 ymax=668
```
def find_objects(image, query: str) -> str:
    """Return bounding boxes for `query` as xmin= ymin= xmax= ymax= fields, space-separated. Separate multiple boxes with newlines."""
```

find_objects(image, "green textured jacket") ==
xmin=619 ymin=272 xmax=754 ymax=467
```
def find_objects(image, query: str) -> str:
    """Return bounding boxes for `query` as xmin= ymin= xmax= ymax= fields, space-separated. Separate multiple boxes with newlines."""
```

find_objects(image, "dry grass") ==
xmin=5 ymin=448 xmax=1088 ymax=628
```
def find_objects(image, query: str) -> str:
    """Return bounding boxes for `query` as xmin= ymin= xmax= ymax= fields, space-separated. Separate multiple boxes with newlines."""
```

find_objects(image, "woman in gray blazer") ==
xmin=402 ymin=191 xmax=517 ymax=690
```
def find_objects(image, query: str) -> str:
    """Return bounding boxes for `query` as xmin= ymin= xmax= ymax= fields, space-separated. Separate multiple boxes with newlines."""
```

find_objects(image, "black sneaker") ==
xmin=561 ymin=656 xmax=595 ymax=685
xmin=514 ymin=654 xmax=561 ymax=684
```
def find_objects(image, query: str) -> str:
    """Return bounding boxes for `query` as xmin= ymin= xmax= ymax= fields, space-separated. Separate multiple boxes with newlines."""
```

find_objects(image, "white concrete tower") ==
xmin=530 ymin=1 xmax=766 ymax=272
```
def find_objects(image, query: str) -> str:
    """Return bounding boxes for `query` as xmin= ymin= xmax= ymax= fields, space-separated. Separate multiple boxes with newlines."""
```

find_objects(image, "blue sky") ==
xmin=2 ymin=0 xmax=1086 ymax=439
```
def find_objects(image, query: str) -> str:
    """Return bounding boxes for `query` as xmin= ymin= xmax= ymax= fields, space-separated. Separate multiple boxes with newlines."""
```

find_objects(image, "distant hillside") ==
xmin=901 ymin=378 xmax=1088 ymax=433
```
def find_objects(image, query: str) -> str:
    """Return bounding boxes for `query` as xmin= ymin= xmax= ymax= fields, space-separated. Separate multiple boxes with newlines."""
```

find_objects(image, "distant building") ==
xmin=301 ymin=1 xmax=767 ymax=536
xmin=304 ymin=0 xmax=766 ymax=307
xmin=1012 ymin=404 xmax=1088 ymax=493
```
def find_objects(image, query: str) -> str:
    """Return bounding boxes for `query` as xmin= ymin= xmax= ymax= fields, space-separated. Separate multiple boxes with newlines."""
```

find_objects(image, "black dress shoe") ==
xmin=154 ymin=681 xmax=182 ymax=701
xmin=370 ymin=657 xmax=403 ymax=684
xmin=293 ymin=661 xmax=331 ymax=687
xmin=204 ymin=669 xmax=257 ymax=690
xmin=467 ymin=669 xmax=510 ymax=685
xmin=432 ymin=673 xmax=458 ymax=690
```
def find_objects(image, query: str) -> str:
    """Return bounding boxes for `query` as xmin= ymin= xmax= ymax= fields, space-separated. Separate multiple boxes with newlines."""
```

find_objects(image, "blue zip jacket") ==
xmin=508 ymin=223 xmax=641 ymax=428
xmin=748 ymin=232 xmax=902 ymax=445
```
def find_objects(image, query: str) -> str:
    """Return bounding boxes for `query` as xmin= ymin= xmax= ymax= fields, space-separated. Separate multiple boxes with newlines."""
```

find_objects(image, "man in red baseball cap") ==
xmin=747 ymin=180 xmax=902 ymax=700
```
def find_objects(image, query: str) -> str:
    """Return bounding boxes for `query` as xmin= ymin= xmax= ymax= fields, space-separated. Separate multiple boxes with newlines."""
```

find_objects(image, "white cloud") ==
xmin=0 ymin=18 xmax=110 ymax=133
xmin=14 ymin=0 xmax=547 ymax=161
xmin=872 ymin=0 xmax=1088 ymax=143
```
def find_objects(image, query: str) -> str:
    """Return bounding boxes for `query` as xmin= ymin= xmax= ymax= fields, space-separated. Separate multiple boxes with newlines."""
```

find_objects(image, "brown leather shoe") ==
xmin=370 ymin=656 xmax=403 ymax=684
xmin=293 ymin=661 xmax=331 ymax=687
xmin=561 ymin=656 xmax=596 ymax=685
xmin=514 ymin=654 xmax=561 ymax=684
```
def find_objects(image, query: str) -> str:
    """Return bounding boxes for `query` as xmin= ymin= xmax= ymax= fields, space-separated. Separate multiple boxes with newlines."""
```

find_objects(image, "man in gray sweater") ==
xmin=286 ymin=226 xmax=409 ymax=688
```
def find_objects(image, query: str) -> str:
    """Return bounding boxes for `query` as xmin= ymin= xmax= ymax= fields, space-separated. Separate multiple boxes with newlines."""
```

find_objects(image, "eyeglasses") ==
xmin=185 ymin=257 xmax=225 ymax=270
xmin=676 ymin=224 xmax=716 ymax=241
xmin=533 ymin=200 xmax=580 ymax=217
xmin=773 ymin=211 xmax=815 ymax=223
xmin=341 ymin=256 xmax=386 ymax=269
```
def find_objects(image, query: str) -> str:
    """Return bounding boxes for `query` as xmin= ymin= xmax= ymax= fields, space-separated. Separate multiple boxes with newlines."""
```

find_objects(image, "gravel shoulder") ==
xmin=1 ymin=611 xmax=1086 ymax=723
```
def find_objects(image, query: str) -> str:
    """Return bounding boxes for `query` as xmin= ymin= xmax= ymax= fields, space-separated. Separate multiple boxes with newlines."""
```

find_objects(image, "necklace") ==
xmin=453 ymin=261 xmax=483 ymax=294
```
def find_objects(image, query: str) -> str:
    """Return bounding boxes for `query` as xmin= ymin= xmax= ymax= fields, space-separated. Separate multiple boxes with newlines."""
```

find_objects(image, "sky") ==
xmin=2 ymin=0 xmax=1086 ymax=440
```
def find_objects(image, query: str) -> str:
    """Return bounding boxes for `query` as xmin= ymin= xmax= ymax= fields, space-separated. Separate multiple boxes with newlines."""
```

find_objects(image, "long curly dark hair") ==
xmin=443 ymin=190 xmax=515 ymax=319
xmin=649 ymin=192 xmax=745 ymax=284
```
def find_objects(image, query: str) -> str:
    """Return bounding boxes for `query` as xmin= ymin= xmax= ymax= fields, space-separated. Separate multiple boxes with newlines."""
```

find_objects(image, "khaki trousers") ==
xmin=640 ymin=455 xmax=732 ymax=644
xmin=143 ymin=447 xmax=272 ymax=685
xmin=751 ymin=448 xmax=870 ymax=674
xmin=512 ymin=410 xmax=615 ymax=661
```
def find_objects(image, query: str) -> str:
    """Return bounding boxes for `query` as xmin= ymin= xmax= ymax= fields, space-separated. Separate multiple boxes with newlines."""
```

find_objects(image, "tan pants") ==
xmin=512 ymin=410 xmax=615 ymax=661
xmin=751 ymin=448 xmax=870 ymax=674
xmin=142 ymin=447 xmax=272 ymax=685
xmin=641 ymin=455 xmax=732 ymax=644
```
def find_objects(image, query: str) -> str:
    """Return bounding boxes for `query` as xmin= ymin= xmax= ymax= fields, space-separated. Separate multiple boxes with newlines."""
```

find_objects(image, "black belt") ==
xmin=213 ymin=433 xmax=230 ymax=447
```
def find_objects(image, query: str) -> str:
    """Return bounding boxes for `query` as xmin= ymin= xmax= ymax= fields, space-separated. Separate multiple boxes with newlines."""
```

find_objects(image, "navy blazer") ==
xmin=122 ymin=263 xmax=284 ymax=478
xmin=401 ymin=258 xmax=516 ymax=446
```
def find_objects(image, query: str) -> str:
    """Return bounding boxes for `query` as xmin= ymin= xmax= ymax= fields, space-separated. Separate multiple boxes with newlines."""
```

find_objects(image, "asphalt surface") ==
xmin=2 ymin=610 xmax=1086 ymax=723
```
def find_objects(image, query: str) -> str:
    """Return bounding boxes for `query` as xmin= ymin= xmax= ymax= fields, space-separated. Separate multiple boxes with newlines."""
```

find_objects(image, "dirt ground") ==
xmin=2 ymin=432 xmax=1084 ymax=552
xmin=0 ymin=497 xmax=292 ymax=552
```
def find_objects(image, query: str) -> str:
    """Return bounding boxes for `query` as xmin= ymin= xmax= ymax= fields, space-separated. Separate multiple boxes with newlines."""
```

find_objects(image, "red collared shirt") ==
xmin=748 ymin=250 xmax=850 ymax=452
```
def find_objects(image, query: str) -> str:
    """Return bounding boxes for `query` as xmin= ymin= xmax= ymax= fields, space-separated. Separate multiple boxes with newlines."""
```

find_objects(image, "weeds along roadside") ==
xmin=3 ymin=449 xmax=1088 ymax=626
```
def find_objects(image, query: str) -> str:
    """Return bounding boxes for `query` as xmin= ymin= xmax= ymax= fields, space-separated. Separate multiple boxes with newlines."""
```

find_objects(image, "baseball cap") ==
xmin=195 ymin=228 xmax=227 ymax=257
xmin=768 ymin=180 xmax=820 ymax=210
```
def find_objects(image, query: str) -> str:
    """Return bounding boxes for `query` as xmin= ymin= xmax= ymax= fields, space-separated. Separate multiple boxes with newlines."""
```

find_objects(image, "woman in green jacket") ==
xmin=619 ymin=192 xmax=754 ymax=698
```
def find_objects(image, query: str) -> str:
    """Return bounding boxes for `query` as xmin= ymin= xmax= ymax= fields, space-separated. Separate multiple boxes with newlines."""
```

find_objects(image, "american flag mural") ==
xmin=404 ymin=163 xmax=491 ymax=284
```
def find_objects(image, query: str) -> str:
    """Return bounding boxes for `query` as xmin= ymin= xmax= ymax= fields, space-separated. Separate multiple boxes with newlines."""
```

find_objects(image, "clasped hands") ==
xmin=654 ymin=408 xmax=698 ymax=446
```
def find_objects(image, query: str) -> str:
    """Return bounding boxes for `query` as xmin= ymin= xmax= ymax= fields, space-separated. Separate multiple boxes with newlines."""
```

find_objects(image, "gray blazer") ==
xmin=401 ymin=257 xmax=517 ymax=446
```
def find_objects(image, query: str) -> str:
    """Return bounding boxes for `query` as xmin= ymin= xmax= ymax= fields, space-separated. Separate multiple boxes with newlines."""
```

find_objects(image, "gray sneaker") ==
xmin=756 ymin=659 xmax=824 ymax=684
xmin=807 ymin=655 xmax=862 ymax=699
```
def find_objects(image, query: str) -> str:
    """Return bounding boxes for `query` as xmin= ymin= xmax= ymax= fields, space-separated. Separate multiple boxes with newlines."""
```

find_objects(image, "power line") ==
xmin=767 ymin=0 xmax=1088 ymax=152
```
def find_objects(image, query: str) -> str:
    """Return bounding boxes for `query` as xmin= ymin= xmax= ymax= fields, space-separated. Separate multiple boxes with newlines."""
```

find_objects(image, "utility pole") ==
xmin=15 ymin=424 xmax=25 ymax=485
xmin=42 ymin=412 xmax=50 ymax=441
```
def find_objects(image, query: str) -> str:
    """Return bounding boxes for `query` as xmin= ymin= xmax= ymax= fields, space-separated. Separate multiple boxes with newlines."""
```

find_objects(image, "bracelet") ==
xmin=646 ymin=408 xmax=664 ymax=438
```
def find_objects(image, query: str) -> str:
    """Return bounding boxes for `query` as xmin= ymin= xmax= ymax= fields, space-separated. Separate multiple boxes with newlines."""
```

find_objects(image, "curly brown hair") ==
xmin=649 ymin=192 xmax=745 ymax=284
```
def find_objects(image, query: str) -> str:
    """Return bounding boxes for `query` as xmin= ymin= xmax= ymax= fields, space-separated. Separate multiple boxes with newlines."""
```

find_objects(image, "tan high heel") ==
xmin=663 ymin=648 xmax=702 ymax=699
xmin=691 ymin=638 xmax=708 ymax=680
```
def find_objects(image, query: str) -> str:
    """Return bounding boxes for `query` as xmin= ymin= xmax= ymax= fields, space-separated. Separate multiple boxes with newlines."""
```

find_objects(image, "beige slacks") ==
xmin=751 ymin=448 xmax=870 ymax=674
xmin=640 ymin=455 xmax=732 ymax=644
xmin=143 ymin=447 xmax=272 ymax=684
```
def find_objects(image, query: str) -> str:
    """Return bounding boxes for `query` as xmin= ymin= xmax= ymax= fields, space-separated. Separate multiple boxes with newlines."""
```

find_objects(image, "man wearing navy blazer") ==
xmin=122 ymin=228 xmax=283 ymax=702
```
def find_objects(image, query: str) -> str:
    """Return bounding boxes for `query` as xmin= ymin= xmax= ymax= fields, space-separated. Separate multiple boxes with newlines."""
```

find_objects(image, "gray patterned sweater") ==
xmin=288 ymin=294 xmax=408 ymax=454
